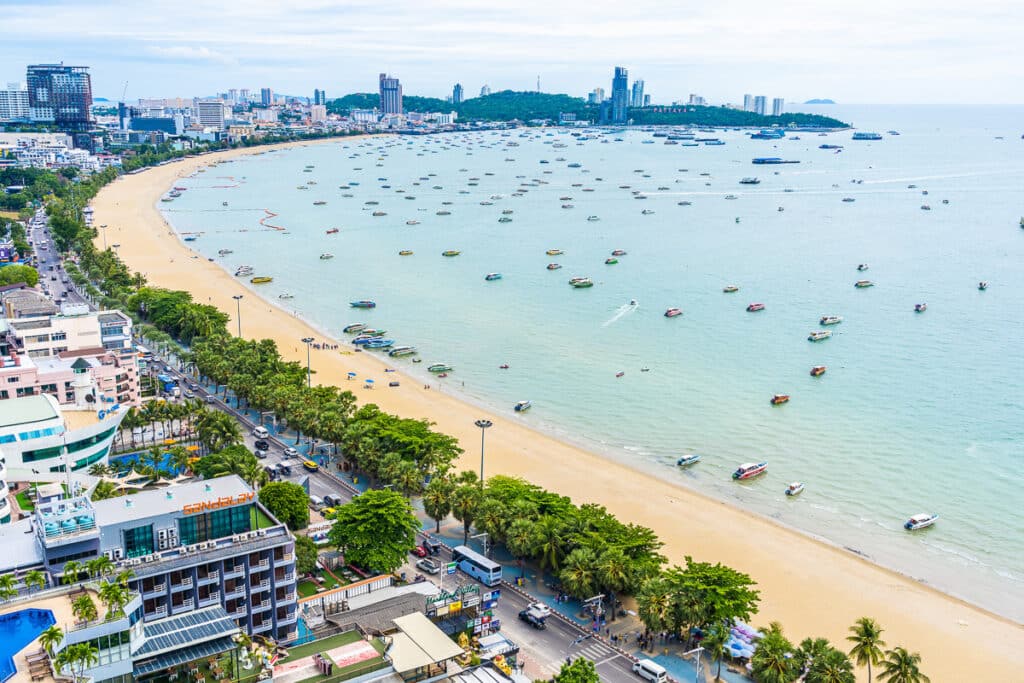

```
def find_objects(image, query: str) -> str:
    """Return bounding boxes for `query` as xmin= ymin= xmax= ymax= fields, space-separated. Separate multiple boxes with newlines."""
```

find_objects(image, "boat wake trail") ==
xmin=602 ymin=302 xmax=638 ymax=327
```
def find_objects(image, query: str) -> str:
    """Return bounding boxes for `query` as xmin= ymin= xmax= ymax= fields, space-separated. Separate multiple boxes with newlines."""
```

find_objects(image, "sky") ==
xmin=3 ymin=0 xmax=1022 ymax=105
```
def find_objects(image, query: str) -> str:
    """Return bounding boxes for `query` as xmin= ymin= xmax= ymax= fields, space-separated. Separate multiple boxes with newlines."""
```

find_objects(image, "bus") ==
xmin=451 ymin=545 xmax=503 ymax=586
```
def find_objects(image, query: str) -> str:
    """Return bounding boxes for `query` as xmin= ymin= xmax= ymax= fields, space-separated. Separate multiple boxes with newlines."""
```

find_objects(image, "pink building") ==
xmin=0 ymin=346 xmax=140 ymax=407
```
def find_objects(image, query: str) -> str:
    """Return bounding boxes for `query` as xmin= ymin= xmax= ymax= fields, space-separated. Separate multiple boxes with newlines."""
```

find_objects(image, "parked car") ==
xmin=254 ymin=439 xmax=270 ymax=451
xmin=411 ymin=546 xmax=428 ymax=558
xmin=308 ymin=495 xmax=325 ymax=511
xmin=518 ymin=609 xmax=547 ymax=629
xmin=416 ymin=558 xmax=441 ymax=575
xmin=323 ymin=494 xmax=344 ymax=507
xmin=254 ymin=449 xmax=268 ymax=459
xmin=183 ymin=391 xmax=194 ymax=399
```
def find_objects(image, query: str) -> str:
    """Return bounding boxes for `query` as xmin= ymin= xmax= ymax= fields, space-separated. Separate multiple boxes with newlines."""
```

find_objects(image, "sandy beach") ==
xmin=91 ymin=139 xmax=1023 ymax=682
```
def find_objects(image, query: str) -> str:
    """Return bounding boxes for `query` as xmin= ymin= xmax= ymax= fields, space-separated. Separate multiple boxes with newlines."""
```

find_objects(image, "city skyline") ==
xmin=3 ymin=0 xmax=1022 ymax=104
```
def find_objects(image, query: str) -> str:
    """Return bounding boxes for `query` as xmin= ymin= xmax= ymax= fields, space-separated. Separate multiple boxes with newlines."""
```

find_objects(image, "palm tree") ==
xmin=98 ymin=580 xmax=128 ymax=620
xmin=700 ymin=625 xmax=730 ymax=680
xmin=595 ymin=547 xmax=631 ymax=621
xmin=91 ymin=480 xmax=120 ymax=501
xmin=24 ymin=569 xmax=46 ymax=593
xmin=505 ymin=518 xmax=539 ymax=578
xmin=114 ymin=569 xmax=135 ymax=588
xmin=450 ymin=482 xmax=482 ymax=545
xmin=238 ymin=457 xmax=268 ymax=489
xmin=168 ymin=445 xmax=192 ymax=475
xmin=71 ymin=594 xmax=98 ymax=624
xmin=559 ymin=548 xmax=598 ymax=599
xmin=0 ymin=573 xmax=17 ymax=601
xmin=797 ymin=637 xmax=833 ymax=674
xmin=750 ymin=624 xmax=799 ymax=683
xmin=635 ymin=578 xmax=672 ymax=637
xmin=878 ymin=648 xmax=930 ymax=683
xmin=86 ymin=555 xmax=114 ymax=580
xmin=806 ymin=647 xmax=856 ymax=683
xmin=38 ymin=624 xmax=64 ymax=657
xmin=197 ymin=411 xmax=242 ymax=453
xmin=61 ymin=561 xmax=83 ymax=585
xmin=532 ymin=515 xmax=567 ymax=572
xmin=847 ymin=617 xmax=886 ymax=683
xmin=71 ymin=643 xmax=99 ymax=682
xmin=422 ymin=477 xmax=454 ymax=533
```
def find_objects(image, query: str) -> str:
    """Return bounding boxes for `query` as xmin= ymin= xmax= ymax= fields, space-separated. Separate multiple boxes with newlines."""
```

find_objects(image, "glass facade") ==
xmin=124 ymin=524 xmax=154 ymax=558
xmin=78 ymin=629 xmax=131 ymax=666
xmin=178 ymin=505 xmax=252 ymax=545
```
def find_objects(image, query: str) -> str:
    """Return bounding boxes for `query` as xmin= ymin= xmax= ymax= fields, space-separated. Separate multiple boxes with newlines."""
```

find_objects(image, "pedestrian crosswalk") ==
xmin=577 ymin=641 xmax=616 ymax=662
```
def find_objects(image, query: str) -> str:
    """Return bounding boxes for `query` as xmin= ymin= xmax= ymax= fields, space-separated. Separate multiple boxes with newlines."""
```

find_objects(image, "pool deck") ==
xmin=0 ymin=589 xmax=96 ymax=683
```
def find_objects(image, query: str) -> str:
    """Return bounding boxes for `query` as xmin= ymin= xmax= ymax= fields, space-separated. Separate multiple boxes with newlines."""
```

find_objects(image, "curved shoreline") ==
xmin=92 ymin=137 xmax=1023 ymax=682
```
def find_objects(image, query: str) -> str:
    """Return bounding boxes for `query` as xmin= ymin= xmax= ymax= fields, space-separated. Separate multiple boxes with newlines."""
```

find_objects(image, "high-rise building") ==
xmin=227 ymin=88 xmax=238 ymax=105
xmin=26 ymin=64 xmax=93 ymax=131
xmin=688 ymin=94 xmax=707 ymax=106
xmin=239 ymin=88 xmax=250 ymax=103
xmin=480 ymin=85 xmax=491 ymax=97
xmin=309 ymin=105 xmax=327 ymax=123
xmin=630 ymin=80 xmax=645 ymax=108
xmin=195 ymin=99 xmax=227 ymax=129
xmin=643 ymin=94 xmax=651 ymax=107
xmin=743 ymin=94 xmax=755 ymax=112
xmin=452 ymin=83 xmax=464 ymax=105
xmin=588 ymin=87 xmax=605 ymax=105
xmin=379 ymin=73 xmax=403 ymax=115
xmin=611 ymin=67 xmax=629 ymax=124
xmin=0 ymin=83 xmax=29 ymax=122
xmin=260 ymin=87 xmax=273 ymax=106
xmin=313 ymin=89 xmax=326 ymax=106
xmin=771 ymin=97 xmax=785 ymax=117
xmin=753 ymin=95 xmax=767 ymax=115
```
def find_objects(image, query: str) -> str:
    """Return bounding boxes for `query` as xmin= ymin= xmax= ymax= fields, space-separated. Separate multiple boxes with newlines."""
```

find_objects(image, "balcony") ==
xmin=142 ymin=582 xmax=166 ymax=597
xmin=224 ymin=584 xmax=245 ymax=599
xmin=151 ymin=604 xmax=168 ymax=618
xmin=170 ymin=598 xmax=194 ymax=614
xmin=198 ymin=591 xmax=221 ymax=607
xmin=251 ymin=599 xmax=271 ymax=613
xmin=274 ymin=572 xmax=296 ymax=585
xmin=251 ymin=559 xmax=269 ymax=571
xmin=249 ymin=580 xmax=270 ymax=593
xmin=170 ymin=577 xmax=193 ymax=592
xmin=197 ymin=570 xmax=219 ymax=585
xmin=252 ymin=621 xmax=272 ymax=633
xmin=276 ymin=610 xmax=297 ymax=626
xmin=223 ymin=565 xmax=244 ymax=579
xmin=276 ymin=589 xmax=297 ymax=605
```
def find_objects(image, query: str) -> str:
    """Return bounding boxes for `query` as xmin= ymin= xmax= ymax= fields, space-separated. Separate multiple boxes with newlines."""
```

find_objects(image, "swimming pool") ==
xmin=0 ymin=608 xmax=56 ymax=682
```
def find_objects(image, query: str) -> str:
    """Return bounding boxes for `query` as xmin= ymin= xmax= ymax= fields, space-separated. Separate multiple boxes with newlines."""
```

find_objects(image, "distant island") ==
xmin=804 ymin=99 xmax=836 ymax=104
xmin=328 ymin=90 xmax=849 ymax=128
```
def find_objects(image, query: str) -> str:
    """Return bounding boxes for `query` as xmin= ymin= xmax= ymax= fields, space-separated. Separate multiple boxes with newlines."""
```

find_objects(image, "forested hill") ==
xmin=327 ymin=90 xmax=848 ymax=128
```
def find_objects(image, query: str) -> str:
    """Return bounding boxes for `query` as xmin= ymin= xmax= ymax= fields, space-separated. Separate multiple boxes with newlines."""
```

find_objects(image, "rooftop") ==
xmin=0 ymin=518 xmax=45 ymax=569
xmin=0 ymin=394 xmax=60 ymax=429
xmin=94 ymin=475 xmax=253 ymax=527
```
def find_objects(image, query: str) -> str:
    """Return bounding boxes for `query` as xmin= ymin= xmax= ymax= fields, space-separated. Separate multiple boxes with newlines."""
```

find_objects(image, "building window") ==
xmin=7 ymin=377 xmax=19 ymax=384
xmin=51 ymin=332 xmax=67 ymax=341
xmin=66 ymin=426 xmax=117 ymax=454
xmin=179 ymin=505 xmax=252 ymax=545
xmin=23 ymin=445 xmax=63 ymax=462
xmin=123 ymin=524 xmax=154 ymax=558
xmin=0 ymin=391 xmax=7 ymax=399
xmin=15 ymin=387 xmax=35 ymax=397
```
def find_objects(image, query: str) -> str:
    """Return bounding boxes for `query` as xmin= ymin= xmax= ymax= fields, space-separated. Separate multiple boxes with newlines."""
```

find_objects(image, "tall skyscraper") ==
xmin=743 ymin=94 xmax=755 ymax=112
xmin=771 ymin=97 xmax=785 ymax=117
xmin=588 ymin=87 xmax=605 ymax=105
xmin=260 ymin=88 xmax=273 ymax=106
xmin=26 ymin=64 xmax=93 ymax=131
xmin=643 ymin=94 xmax=651 ymax=107
xmin=227 ymin=88 xmax=238 ymax=104
xmin=611 ymin=66 xmax=629 ymax=124
xmin=753 ymin=95 xmax=767 ymax=115
xmin=313 ymin=89 xmax=326 ymax=106
xmin=239 ymin=88 xmax=250 ymax=103
xmin=0 ymin=83 xmax=29 ymax=122
xmin=195 ymin=99 xmax=227 ymax=129
xmin=379 ymin=73 xmax=403 ymax=115
xmin=480 ymin=85 xmax=491 ymax=97
xmin=630 ymin=80 xmax=645 ymax=108
xmin=452 ymin=83 xmax=464 ymax=105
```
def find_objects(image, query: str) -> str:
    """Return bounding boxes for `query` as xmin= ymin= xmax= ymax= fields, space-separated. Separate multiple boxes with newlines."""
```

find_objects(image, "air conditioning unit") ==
xmin=158 ymin=539 xmax=170 ymax=551
xmin=231 ymin=534 xmax=241 ymax=542
xmin=113 ymin=548 xmax=124 ymax=560
xmin=256 ymin=529 xmax=267 ymax=537
xmin=104 ymin=550 xmax=115 ymax=560
xmin=157 ymin=529 xmax=168 ymax=540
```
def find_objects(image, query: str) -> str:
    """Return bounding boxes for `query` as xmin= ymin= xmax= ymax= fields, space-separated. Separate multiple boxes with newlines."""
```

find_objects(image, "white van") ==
xmin=308 ymin=495 xmax=325 ymax=511
xmin=252 ymin=426 xmax=270 ymax=439
xmin=632 ymin=659 xmax=667 ymax=683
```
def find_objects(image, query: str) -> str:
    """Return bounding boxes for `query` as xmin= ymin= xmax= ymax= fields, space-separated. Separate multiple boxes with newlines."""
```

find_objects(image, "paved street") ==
xmin=28 ymin=208 xmax=91 ymax=308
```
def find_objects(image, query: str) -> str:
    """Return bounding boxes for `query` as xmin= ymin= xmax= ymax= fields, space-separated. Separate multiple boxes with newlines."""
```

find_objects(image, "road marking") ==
xmin=593 ymin=654 xmax=623 ymax=667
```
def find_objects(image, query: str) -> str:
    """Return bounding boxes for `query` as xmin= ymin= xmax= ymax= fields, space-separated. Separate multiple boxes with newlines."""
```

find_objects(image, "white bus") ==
xmin=451 ymin=545 xmax=503 ymax=586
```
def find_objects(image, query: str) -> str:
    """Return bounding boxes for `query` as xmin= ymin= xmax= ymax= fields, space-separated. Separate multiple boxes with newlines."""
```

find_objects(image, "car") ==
xmin=50 ymin=275 xmax=57 ymax=280
xmin=527 ymin=602 xmax=552 ymax=618
xmin=302 ymin=460 xmax=319 ymax=472
xmin=254 ymin=439 xmax=270 ymax=451
xmin=416 ymin=558 xmax=441 ymax=574
xmin=204 ymin=395 xmax=216 ymax=404
xmin=411 ymin=546 xmax=428 ymax=558
xmin=283 ymin=447 xmax=300 ymax=458
xmin=254 ymin=449 xmax=268 ymax=459
xmin=518 ymin=609 xmax=547 ymax=629
xmin=263 ymin=466 xmax=278 ymax=480
xmin=322 ymin=494 xmax=344 ymax=507
xmin=183 ymin=391 xmax=194 ymax=399
xmin=320 ymin=507 xmax=336 ymax=518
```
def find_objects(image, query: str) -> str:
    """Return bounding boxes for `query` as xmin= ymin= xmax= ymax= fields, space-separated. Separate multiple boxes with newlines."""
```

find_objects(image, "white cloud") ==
xmin=147 ymin=45 xmax=236 ymax=65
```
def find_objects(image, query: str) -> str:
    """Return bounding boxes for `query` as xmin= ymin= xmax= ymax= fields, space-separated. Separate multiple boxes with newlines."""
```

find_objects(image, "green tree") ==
xmin=24 ymin=569 xmax=47 ymax=593
xmin=98 ymin=580 xmax=128 ymax=620
xmin=39 ymin=624 xmax=64 ymax=656
xmin=422 ymin=476 xmax=454 ymax=533
xmin=879 ymin=648 xmax=930 ymax=683
xmin=847 ymin=617 xmax=886 ymax=683
xmin=71 ymin=593 xmax=98 ymax=624
xmin=750 ymin=623 xmax=799 ymax=683
xmin=701 ymin=625 xmax=731 ymax=681
xmin=85 ymin=555 xmax=114 ymax=579
xmin=635 ymin=577 xmax=672 ymax=637
xmin=62 ymin=561 xmax=83 ymax=585
xmin=258 ymin=481 xmax=310 ymax=530
xmin=450 ymin=481 xmax=483 ymax=545
xmin=662 ymin=557 xmax=760 ymax=639
xmin=294 ymin=535 xmax=319 ymax=575
xmin=0 ymin=264 xmax=39 ymax=287
xmin=0 ymin=573 xmax=16 ymax=601
xmin=806 ymin=646 xmax=856 ymax=683
xmin=797 ymin=637 xmax=833 ymax=674
xmin=559 ymin=548 xmax=598 ymax=599
xmin=327 ymin=489 xmax=419 ymax=573
xmin=91 ymin=479 xmax=120 ymax=501
xmin=505 ymin=518 xmax=539 ymax=578
xmin=196 ymin=410 xmax=243 ymax=453
xmin=596 ymin=547 xmax=632 ymax=621
xmin=552 ymin=657 xmax=599 ymax=683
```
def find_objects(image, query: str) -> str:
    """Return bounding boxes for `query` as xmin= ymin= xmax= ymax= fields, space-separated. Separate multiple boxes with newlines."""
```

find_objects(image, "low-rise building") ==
xmin=0 ymin=346 xmax=140 ymax=407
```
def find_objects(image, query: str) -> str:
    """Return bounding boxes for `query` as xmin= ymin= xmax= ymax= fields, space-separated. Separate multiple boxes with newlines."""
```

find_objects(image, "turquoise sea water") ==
xmin=162 ymin=105 xmax=1024 ymax=621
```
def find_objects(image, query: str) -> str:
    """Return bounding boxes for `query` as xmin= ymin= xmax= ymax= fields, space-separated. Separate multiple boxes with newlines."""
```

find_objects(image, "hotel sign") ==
xmin=183 ymin=492 xmax=255 ymax=515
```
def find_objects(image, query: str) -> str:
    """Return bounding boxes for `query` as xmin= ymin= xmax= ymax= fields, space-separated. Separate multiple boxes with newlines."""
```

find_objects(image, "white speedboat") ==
xmin=676 ymin=454 xmax=701 ymax=467
xmin=819 ymin=316 xmax=843 ymax=325
xmin=785 ymin=482 xmax=805 ymax=496
xmin=514 ymin=400 xmax=531 ymax=412
xmin=808 ymin=330 xmax=832 ymax=341
xmin=904 ymin=513 xmax=938 ymax=531
xmin=320 ymin=253 xmax=334 ymax=260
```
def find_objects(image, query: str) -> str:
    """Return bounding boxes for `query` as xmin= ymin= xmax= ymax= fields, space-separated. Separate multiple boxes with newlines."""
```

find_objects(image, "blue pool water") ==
xmin=0 ymin=609 xmax=56 ymax=682
xmin=110 ymin=451 xmax=185 ymax=475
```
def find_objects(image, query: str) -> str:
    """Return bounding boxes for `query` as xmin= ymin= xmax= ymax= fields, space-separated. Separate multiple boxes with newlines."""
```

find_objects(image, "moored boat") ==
xmin=546 ymin=263 xmax=562 ymax=270
xmin=428 ymin=363 xmax=453 ymax=373
xmin=820 ymin=315 xmax=843 ymax=325
xmin=350 ymin=300 xmax=377 ymax=308
xmin=733 ymin=462 xmax=767 ymax=480
xmin=770 ymin=394 xmax=790 ymax=405
xmin=326 ymin=228 xmax=340 ymax=234
xmin=914 ymin=303 xmax=927 ymax=312
xmin=808 ymin=330 xmax=832 ymax=341
xmin=485 ymin=273 xmax=503 ymax=281
xmin=676 ymin=454 xmax=701 ymax=467
xmin=747 ymin=303 xmax=765 ymax=312
xmin=372 ymin=211 xmax=387 ymax=216
xmin=664 ymin=308 xmax=683 ymax=318
xmin=855 ymin=280 xmax=874 ymax=288
xmin=388 ymin=346 xmax=418 ymax=357
xmin=514 ymin=400 xmax=531 ymax=412
xmin=343 ymin=323 xmax=366 ymax=333
xmin=611 ymin=249 xmax=627 ymax=256
xmin=569 ymin=277 xmax=594 ymax=288
xmin=857 ymin=263 xmax=869 ymax=271
xmin=399 ymin=250 xmax=413 ymax=256
xmin=904 ymin=513 xmax=938 ymax=531
xmin=723 ymin=285 xmax=739 ymax=293
xmin=810 ymin=366 xmax=827 ymax=377
xmin=319 ymin=253 xmax=334 ymax=260
xmin=442 ymin=250 xmax=461 ymax=257
xmin=250 ymin=276 xmax=272 ymax=284
xmin=978 ymin=281 xmax=988 ymax=290
xmin=605 ymin=257 xmax=618 ymax=265
xmin=785 ymin=482 xmax=805 ymax=496
xmin=546 ymin=249 xmax=564 ymax=256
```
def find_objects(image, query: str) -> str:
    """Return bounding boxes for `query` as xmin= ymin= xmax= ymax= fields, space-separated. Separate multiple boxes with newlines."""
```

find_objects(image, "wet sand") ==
xmin=91 ymin=139 xmax=1023 ymax=682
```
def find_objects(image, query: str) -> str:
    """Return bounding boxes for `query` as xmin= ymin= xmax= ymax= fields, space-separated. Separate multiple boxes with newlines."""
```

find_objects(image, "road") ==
xmin=27 ymin=208 xmax=91 ymax=308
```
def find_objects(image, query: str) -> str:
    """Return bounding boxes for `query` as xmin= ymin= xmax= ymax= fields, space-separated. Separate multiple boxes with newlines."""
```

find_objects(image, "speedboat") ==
xmin=587 ymin=215 xmax=600 ymax=221
xmin=546 ymin=263 xmax=562 ymax=270
xmin=678 ymin=201 xmax=693 ymax=206
xmin=406 ymin=220 xmax=420 ymax=225
xmin=808 ymin=330 xmax=832 ymax=342
xmin=499 ymin=364 xmax=510 ymax=369
xmin=904 ymin=513 xmax=938 ymax=531
xmin=250 ymin=276 xmax=272 ymax=284
xmin=810 ymin=366 xmax=827 ymax=377
xmin=676 ymin=454 xmax=701 ymax=467
xmin=641 ymin=209 xmax=655 ymax=215
xmin=855 ymin=280 xmax=874 ymax=288
xmin=820 ymin=315 xmax=843 ymax=325
xmin=442 ymin=250 xmax=461 ymax=257
xmin=389 ymin=346 xmax=417 ymax=357
xmin=842 ymin=197 xmax=856 ymax=203
xmin=319 ymin=253 xmax=334 ymax=260
xmin=399 ymin=250 xmax=413 ymax=256
xmin=372 ymin=211 xmax=387 ymax=216
xmin=615 ymin=371 xmax=625 ymax=378
xmin=857 ymin=263 xmax=869 ymax=271
xmin=343 ymin=323 xmax=366 ymax=333
xmin=364 ymin=338 xmax=395 ymax=349
xmin=278 ymin=293 xmax=294 ymax=300
xmin=485 ymin=273 xmax=503 ymax=281
xmin=723 ymin=285 xmax=739 ymax=293
xmin=664 ymin=308 xmax=683 ymax=318
xmin=218 ymin=249 xmax=233 ymax=255
xmin=605 ymin=257 xmax=618 ymax=265
xmin=770 ymin=394 xmax=790 ymax=405
xmin=785 ymin=482 xmax=805 ymax=496
xmin=428 ymin=363 xmax=453 ymax=373
xmin=546 ymin=249 xmax=564 ymax=256
xmin=747 ymin=303 xmax=765 ymax=312
xmin=326 ymin=228 xmax=340 ymax=234
xmin=978 ymin=281 xmax=988 ymax=290
xmin=914 ymin=303 xmax=927 ymax=312
xmin=739 ymin=177 xmax=760 ymax=185
xmin=350 ymin=300 xmax=377 ymax=308
xmin=569 ymin=277 xmax=594 ymax=288
xmin=498 ymin=217 xmax=513 ymax=223
xmin=611 ymin=249 xmax=627 ymax=256
xmin=514 ymin=400 xmax=531 ymax=412
xmin=733 ymin=462 xmax=767 ymax=480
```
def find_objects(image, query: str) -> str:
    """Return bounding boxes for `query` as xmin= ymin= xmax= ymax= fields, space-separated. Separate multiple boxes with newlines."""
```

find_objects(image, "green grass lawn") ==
xmin=15 ymin=490 xmax=35 ymax=512
xmin=297 ymin=569 xmax=342 ymax=598
xmin=251 ymin=506 xmax=275 ymax=530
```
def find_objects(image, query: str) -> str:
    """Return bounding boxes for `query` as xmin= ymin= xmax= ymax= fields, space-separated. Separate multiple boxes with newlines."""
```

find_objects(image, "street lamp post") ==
xmin=474 ymin=419 xmax=492 ymax=487
xmin=232 ymin=295 xmax=243 ymax=337
xmin=100 ymin=224 xmax=108 ymax=250
xmin=302 ymin=337 xmax=315 ymax=387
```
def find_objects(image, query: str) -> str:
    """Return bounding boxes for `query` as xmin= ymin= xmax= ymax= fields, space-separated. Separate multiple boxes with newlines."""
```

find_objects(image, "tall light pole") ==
xmin=100 ymin=224 xmax=108 ymax=250
xmin=302 ymin=337 xmax=315 ymax=387
xmin=232 ymin=295 xmax=243 ymax=337
xmin=474 ymin=419 xmax=492 ymax=488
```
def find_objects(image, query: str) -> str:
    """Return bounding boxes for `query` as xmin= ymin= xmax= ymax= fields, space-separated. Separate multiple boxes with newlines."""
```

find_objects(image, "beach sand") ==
xmin=91 ymin=140 xmax=1023 ymax=682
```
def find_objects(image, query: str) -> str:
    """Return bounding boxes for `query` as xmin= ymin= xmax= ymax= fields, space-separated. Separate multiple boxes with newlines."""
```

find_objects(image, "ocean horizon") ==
xmin=160 ymin=104 xmax=1024 ymax=622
